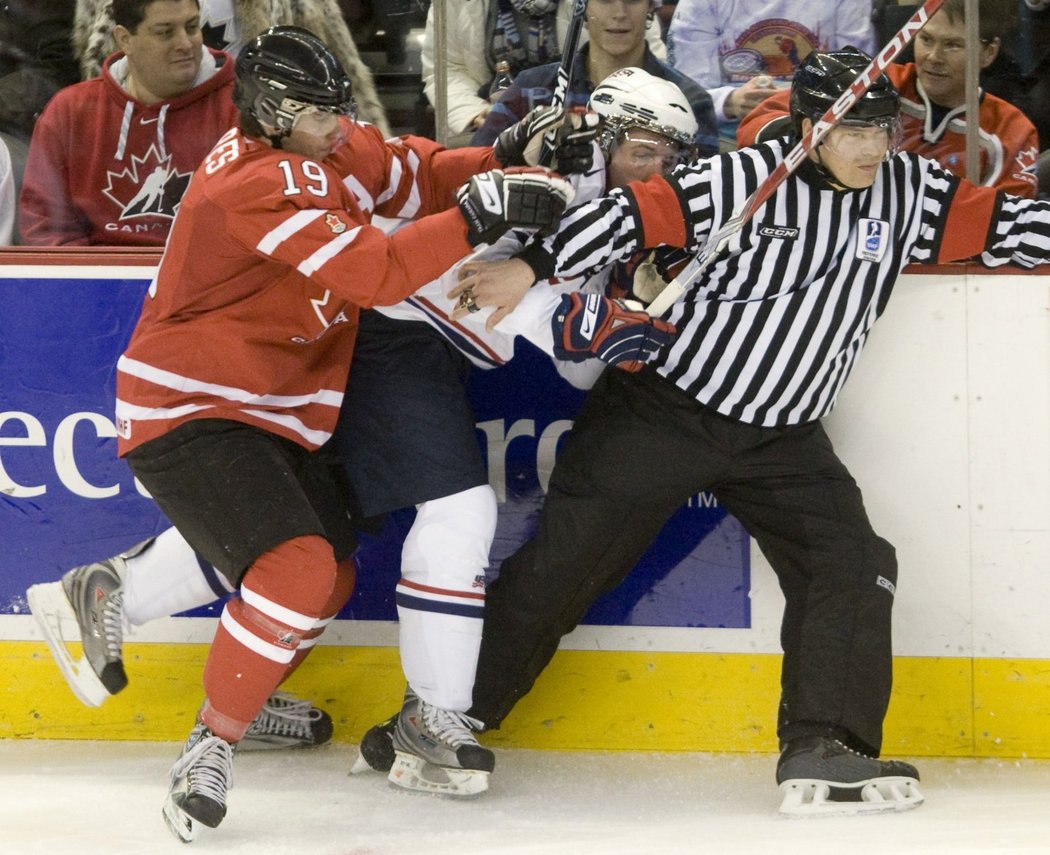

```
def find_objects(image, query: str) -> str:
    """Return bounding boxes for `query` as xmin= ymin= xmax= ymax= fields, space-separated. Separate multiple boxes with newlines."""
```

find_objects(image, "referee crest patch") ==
xmin=857 ymin=218 xmax=889 ymax=263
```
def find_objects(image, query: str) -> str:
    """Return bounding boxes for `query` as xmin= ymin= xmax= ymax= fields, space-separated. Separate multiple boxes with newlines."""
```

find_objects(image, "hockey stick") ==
xmin=538 ymin=0 xmax=589 ymax=166
xmin=644 ymin=0 xmax=948 ymax=318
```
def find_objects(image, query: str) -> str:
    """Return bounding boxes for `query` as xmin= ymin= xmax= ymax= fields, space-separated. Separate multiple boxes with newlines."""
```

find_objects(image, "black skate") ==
xmin=162 ymin=721 xmax=235 ymax=842
xmin=349 ymin=711 xmax=397 ymax=774
xmin=240 ymin=691 xmax=333 ymax=750
xmin=776 ymin=735 xmax=923 ymax=816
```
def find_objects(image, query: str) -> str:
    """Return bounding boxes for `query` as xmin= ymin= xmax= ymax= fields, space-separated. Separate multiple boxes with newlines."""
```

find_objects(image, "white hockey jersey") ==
xmin=364 ymin=159 xmax=610 ymax=387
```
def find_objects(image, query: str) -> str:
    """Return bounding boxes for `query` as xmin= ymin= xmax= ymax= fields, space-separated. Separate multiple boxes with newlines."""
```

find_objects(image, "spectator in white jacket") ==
xmin=423 ymin=0 xmax=667 ymax=137
xmin=666 ymin=0 xmax=874 ymax=132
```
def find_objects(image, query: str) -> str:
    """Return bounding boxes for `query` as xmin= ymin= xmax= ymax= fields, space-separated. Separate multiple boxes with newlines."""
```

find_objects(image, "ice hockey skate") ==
xmin=240 ymin=691 xmax=333 ymax=750
xmin=776 ymin=735 xmax=923 ymax=817
xmin=162 ymin=721 xmax=235 ymax=843
xmin=26 ymin=541 xmax=152 ymax=706
xmin=349 ymin=711 xmax=397 ymax=774
xmin=385 ymin=689 xmax=494 ymax=796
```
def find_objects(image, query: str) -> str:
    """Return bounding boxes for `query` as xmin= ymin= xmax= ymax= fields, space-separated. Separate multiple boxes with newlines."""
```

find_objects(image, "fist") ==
xmin=456 ymin=167 xmax=574 ymax=247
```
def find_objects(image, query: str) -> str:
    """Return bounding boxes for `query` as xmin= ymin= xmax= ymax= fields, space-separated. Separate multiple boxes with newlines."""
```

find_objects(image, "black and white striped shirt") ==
xmin=527 ymin=140 xmax=1050 ymax=427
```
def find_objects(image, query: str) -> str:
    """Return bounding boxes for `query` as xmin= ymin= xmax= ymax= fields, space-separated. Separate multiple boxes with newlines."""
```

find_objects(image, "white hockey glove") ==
xmin=456 ymin=167 xmax=574 ymax=247
xmin=494 ymin=106 xmax=600 ymax=174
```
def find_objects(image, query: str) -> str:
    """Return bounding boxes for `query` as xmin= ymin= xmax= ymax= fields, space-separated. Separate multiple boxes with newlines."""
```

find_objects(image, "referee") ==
xmin=456 ymin=47 xmax=1050 ymax=815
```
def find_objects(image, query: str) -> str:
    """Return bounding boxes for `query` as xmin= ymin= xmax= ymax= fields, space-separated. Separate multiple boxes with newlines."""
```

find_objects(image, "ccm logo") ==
xmin=759 ymin=225 xmax=800 ymax=239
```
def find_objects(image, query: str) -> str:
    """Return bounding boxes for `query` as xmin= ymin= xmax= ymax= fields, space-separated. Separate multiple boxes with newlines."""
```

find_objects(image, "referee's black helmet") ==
xmin=789 ymin=47 xmax=900 ymax=139
xmin=234 ymin=26 xmax=356 ymax=133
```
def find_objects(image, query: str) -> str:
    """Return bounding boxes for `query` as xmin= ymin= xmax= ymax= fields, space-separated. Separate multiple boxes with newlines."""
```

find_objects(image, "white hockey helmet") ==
xmin=587 ymin=68 xmax=698 ymax=159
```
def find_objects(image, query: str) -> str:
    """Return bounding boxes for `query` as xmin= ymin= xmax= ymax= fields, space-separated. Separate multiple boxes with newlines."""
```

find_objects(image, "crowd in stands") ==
xmin=0 ymin=0 xmax=1047 ymax=247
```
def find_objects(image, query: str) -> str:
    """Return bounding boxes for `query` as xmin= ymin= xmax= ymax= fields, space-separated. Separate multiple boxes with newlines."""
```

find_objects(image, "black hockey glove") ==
xmin=456 ymin=167 xmax=574 ymax=247
xmin=494 ymin=106 xmax=599 ymax=175
xmin=552 ymin=292 xmax=677 ymax=373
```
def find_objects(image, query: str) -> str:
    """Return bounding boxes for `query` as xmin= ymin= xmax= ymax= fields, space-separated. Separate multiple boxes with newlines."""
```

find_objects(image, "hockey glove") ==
xmin=552 ymin=292 xmax=677 ymax=373
xmin=456 ymin=167 xmax=574 ymax=247
xmin=494 ymin=107 xmax=599 ymax=174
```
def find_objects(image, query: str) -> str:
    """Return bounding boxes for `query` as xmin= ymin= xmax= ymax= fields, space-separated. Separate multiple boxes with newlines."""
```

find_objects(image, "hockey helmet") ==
xmin=789 ymin=47 xmax=900 ymax=139
xmin=588 ymin=68 xmax=698 ymax=160
xmin=235 ymin=26 xmax=356 ymax=133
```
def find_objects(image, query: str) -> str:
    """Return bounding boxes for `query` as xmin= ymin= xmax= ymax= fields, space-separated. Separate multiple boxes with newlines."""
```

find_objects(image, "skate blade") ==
xmin=387 ymin=751 xmax=489 ymax=797
xmin=778 ymin=777 xmax=924 ymax=817
xmin=26 ymin=583 xmax=110 ymax=707
xmin=162 ymin=798 xmax=202 ymax=843
xmin=350 ymin=750 xmax=378 ymax=775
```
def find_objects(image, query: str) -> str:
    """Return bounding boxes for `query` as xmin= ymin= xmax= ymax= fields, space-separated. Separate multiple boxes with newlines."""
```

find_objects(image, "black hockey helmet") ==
xmin=234 ymin=26 xmax=356 ymax=134
xmin=789 ymin=47 xmax=900 ymax=139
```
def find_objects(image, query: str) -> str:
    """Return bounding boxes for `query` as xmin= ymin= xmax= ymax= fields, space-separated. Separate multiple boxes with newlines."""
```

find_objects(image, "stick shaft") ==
xmin=539 ymin=0 xmax=588 ymax=167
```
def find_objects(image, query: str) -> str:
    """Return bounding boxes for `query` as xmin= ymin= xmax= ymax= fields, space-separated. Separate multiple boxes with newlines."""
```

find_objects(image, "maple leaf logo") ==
xmin=103 ymin=144 xmax=192 ymax=220
xmin=325 ymin=212 xmax=348 ymax=234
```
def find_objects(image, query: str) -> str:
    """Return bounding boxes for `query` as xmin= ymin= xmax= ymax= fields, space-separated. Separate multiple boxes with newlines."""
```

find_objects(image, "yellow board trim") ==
xmin=6 ymin=642 xmax=1050 ymax=757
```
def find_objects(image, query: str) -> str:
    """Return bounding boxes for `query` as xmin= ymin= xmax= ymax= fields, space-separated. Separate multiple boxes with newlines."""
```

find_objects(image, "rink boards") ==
xmin=1 ymin=251 xmax=1049 ymax=757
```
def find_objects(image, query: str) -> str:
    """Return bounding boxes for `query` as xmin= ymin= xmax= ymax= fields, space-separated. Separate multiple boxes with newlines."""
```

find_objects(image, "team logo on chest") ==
xmin=103 ymin=144 xmax=191 ymax=221
xmin=856 ymin=218 xmax=890 ymax=263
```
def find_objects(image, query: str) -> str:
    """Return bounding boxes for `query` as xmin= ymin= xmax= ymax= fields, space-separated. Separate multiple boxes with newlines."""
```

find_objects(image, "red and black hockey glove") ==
xmin=551 ymin=292 xmax=677 ymax=372
xmin=456 ymin=167 xmax=574 ymax=247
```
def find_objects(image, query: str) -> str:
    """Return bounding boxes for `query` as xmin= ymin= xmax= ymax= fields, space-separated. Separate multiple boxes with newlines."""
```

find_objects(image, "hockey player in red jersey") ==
xmin=109 ymin=25 xmax=571 ymax=843
xmin=737 ymin=0 xmax=1039 ymax=197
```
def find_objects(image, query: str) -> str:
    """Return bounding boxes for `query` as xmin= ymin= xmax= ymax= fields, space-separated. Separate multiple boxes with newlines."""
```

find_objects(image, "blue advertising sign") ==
xmin=0 ymin=258 xmax=749 ymax=628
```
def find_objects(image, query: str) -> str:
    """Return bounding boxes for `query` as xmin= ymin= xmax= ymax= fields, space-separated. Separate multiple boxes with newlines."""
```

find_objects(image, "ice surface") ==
xmin=1 ymin=741 xmax=1049 ymax=854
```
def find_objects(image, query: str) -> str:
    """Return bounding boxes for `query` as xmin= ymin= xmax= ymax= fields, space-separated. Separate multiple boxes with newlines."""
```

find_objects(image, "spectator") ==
xmin=424 ymin=0 xmax=668 ymax=139
xmin=0 ymin=136 xmax=14 ymax=244
xmin=874 ymin=0 xmax=1026 ymax=111
xmin=0 ymin=0 xmax=80 ymax=142
xmin=666 ymin=0 xmax=874 ymax=144
xmin=73 ymin=0 xmax=390 ymax=135
xmin=739 ymin=0 xmax=1039 ymax=197
xmin=1016 ymin=0 xmax=1050 ymax=150
xmin=471 ymin=0 xmax=717 ymax=155
xmin=19 ymin=0 xmax=238 ymax=246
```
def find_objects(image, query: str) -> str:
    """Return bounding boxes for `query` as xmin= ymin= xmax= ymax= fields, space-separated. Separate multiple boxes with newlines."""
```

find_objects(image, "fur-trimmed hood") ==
xmin=73 ymin=0 xmax=390 ymax=136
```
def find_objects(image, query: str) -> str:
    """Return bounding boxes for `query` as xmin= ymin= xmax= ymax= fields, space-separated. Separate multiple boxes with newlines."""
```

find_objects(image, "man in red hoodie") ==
xmin=19 ymin=0 xmax=238 ymax=245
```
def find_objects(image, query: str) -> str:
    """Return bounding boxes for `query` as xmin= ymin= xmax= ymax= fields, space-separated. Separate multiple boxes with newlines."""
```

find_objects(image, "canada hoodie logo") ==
xmin=103 ymin=144 xmax=192 ymax=226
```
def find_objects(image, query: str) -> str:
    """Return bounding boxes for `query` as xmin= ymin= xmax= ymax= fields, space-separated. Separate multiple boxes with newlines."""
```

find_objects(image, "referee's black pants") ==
xmin=470 ymin=367 xmax=898 ymax=757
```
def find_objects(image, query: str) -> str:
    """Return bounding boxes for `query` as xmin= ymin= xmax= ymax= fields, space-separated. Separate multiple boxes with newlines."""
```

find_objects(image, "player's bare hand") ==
xmin=449 ymin=258 xmax=537 ymax=330
xmin=725 ymin=76 xmax=779 ymax=119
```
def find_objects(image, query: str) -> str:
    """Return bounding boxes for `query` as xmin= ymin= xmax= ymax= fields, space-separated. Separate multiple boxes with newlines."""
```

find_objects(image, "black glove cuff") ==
xmin=516 ymin=242 xmax=557 ymax=281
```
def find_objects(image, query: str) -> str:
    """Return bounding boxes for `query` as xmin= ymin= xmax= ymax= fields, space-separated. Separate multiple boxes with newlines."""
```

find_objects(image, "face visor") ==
xmin=601 ymin=116 xmax=695 ymax=171
xmin=614 ymin=128 xmax=692 ymax=172
xmin=818 ymin=116 xmax=903 ymax=161
xmin=273 ymin=95 xmax=358 ymax=133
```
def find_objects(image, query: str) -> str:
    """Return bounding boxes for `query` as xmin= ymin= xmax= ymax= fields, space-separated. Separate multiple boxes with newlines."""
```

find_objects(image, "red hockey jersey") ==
xmin=115 ymin=122 xmax=497 ymax=454
xmin=19 ymin=49 xmax=238 ymax=246
xmin=737 ymin=63 xmax=1038 ymax=197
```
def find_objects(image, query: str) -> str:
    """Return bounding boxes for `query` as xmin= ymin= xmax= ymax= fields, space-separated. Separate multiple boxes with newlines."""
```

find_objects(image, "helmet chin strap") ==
xmin=261 ymin=123 xmax=293 ymax=150
xmin=803 ymin=145 xmax=852 ymax=193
